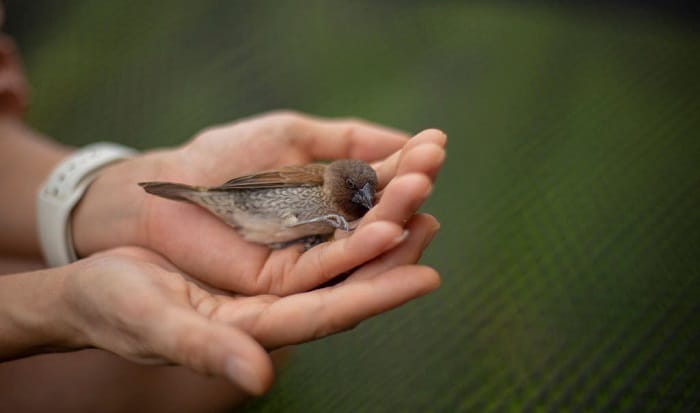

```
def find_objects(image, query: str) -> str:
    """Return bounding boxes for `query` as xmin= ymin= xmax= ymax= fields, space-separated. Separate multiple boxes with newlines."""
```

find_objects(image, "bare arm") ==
xmin=0 ymin=118 xmax=70 ymax=256
xmin=0 ymin=265 xmax=75 ymax=360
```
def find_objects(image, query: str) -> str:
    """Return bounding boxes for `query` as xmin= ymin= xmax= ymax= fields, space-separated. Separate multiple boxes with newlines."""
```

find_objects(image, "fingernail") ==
xmin=389 ymin=230 xmax=410 ymax=248
xmin=225 ymin=356 xmax=264 ymax=395
xmin=422 ymin=225 xmax=440 ymax=248
xmin=424 ymin=184 xmax=434 ymax=198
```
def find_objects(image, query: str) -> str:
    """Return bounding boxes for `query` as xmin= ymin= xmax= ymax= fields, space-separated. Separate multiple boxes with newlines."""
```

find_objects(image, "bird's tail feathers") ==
xmin=138 ymin=181 xmax=203 ymax=202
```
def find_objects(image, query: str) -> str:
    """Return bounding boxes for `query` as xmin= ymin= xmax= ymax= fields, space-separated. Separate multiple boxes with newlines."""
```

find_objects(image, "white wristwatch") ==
xmin=37 ymin=142 xmax=137 ymax=266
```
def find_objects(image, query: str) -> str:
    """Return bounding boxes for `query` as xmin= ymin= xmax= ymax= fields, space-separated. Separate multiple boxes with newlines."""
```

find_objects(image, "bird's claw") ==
xmin=323 ymin=214 xmax=350 ymax=231
xmin=289 ymin=214 xmax=350 ymax=232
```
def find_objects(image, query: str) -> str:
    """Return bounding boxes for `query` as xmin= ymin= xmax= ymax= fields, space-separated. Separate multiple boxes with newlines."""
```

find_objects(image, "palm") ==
xmin=68 ymin=112 xmax=446 ymax=394
xmin=140 ymin=112 xmax=446 ymax=295
xmin=144 ymin=120 xmax=311 ymax=293
xmin=95 ymin=232 xmax=439 ymax=357
xmin=78 ymin=239 xmax=439 ymax=393
xmin=74 ymin=112 xmax=445 ymax=295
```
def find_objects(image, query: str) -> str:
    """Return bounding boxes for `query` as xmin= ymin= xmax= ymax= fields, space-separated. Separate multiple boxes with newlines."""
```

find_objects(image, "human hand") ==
xmin=72 ymin=111 xmax=446 ymax=293
xmin=59 ymin=238 xmax=439 ymax=394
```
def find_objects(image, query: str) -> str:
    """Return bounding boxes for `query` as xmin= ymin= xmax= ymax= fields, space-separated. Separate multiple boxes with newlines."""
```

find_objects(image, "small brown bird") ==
xmin=139 ymin=159 xmax=377 ymax=248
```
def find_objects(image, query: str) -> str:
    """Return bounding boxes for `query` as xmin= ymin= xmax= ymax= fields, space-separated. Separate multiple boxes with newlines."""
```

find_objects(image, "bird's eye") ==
xmin=345 ymin=178 xmax=356 ymax=189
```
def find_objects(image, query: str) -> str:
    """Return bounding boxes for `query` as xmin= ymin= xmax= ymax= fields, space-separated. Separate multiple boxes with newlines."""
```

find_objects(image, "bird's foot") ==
xmin=289 ymin=214 xmax=350 ymax=232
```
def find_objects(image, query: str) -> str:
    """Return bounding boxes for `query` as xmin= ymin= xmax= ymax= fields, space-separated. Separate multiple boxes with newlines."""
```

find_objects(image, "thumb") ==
xmin=152 ymin=308 xmax=274 ymax=395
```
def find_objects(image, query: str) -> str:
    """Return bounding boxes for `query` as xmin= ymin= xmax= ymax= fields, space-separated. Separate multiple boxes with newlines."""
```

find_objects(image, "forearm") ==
xmin=0 ymin=266 xmax=82 ymax=361
xmin=0 ymin=117 xmax=72 ymax=256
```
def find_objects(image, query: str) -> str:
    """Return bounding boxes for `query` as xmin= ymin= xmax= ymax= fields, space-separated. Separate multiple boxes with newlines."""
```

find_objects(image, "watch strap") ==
xmin=37 ymin=142 xmax=137 ymax=266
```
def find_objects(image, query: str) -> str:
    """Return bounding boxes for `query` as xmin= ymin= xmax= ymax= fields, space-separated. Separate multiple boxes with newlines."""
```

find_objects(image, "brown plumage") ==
xmin=139 ymin=159 xmax=377 ymax=248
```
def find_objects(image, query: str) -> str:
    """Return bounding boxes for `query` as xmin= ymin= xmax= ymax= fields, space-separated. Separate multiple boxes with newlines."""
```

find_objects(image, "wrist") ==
xmin=0 ymin=264 xmax=87 ymax=360
xmin=71 ymin=149 xmax=178 ymax=257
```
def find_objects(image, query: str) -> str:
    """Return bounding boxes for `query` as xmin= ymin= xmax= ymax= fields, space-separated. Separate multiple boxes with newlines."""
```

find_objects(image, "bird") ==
xmin=138 ymin=159 xmax=377 ymax=249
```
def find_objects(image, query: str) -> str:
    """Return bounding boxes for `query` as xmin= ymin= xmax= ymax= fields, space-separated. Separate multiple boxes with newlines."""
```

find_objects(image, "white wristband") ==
xmin=37 ymin=142 xmax=137 ymax=266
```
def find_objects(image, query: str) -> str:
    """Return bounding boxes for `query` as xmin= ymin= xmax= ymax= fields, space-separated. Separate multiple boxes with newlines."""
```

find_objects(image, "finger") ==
xmin=373 ymin=129 xmax=447 ymax=188
xmin=233 ymin=265 xmax=440 ymax=349
xmin=256 ymin=221 xmax=407 ymax=294
xmin=152 ymin=308 xmax=274 ymax=395
xmin=351 ymin=214 xmax=440 ymax=282
xmin=294 ymin=115 xmax=409 ymax=161
xmin=357 ymin=173 xmax=432 ymax=230
xmin=394 ymin=143 xmax=446 ymax=184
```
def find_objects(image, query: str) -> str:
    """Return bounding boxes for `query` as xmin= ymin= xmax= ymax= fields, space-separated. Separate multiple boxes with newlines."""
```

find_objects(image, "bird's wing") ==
xmin=214 ymin=164 xmax=326 ymax=190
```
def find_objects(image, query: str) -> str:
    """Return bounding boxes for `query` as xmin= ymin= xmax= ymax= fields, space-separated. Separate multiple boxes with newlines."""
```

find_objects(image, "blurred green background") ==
xmin=5 ymin=1 xmax=699 ymax=411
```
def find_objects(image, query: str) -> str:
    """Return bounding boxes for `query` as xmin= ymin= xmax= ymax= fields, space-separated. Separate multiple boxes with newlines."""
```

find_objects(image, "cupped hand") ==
xmin=72 ymin=111 xmax=446 ymax=293
xmin=63 ymin=223 xmax=439 ymax=394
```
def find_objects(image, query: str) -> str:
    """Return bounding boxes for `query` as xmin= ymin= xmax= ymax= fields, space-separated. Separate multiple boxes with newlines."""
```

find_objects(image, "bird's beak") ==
xmin=352 ymin=183 xmax=374 ymax=210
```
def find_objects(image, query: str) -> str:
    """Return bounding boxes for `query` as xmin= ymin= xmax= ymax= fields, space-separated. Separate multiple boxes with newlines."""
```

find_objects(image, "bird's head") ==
xmin=326 ymin=159 xmax=378 ymax=220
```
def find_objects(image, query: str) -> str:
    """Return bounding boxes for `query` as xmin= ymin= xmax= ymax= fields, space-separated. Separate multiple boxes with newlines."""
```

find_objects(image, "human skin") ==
xmin=0 ymin=256 xmax=282 ymax=413
xmin=0 ymin=111 xmax=446 ymax=410
xmin=0 ymin=217 xmax=439 ymax=393
xmin=0 ymin=111 xmax=446 ymax=295
xmin=70 ymin=111 xmax=446 ymax=295
xmin=0 ymin=208 xmax=439 ymax=411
